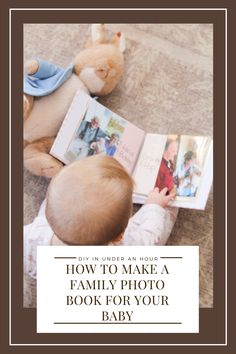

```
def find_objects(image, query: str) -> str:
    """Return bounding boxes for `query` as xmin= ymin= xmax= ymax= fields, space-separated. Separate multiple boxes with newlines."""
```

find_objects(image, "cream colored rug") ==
xmin=24 ymin=23 xmax=213 ymax=308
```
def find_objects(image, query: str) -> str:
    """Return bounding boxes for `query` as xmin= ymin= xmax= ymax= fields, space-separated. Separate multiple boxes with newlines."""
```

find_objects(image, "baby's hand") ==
xmin=145 ymin=187 xmax=176 ymax=208
xmin=90 ymin=142 xmax=97 ymax=149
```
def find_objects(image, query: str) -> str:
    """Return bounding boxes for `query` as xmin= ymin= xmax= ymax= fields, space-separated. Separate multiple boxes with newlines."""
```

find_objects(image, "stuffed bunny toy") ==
xmin=23 ymin=24 xmax=125 ymax=178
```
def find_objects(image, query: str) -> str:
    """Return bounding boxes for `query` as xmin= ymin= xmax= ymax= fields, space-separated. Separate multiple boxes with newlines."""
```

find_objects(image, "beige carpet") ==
xmin=24 ymin=24 xmax=213 ymax=307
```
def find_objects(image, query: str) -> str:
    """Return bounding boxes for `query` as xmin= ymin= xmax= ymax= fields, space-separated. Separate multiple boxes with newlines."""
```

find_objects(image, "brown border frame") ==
xmin=1 ymin=0 xmax=234 ymax=352
xmin=14 ymin=8 xmax=226 ymax=344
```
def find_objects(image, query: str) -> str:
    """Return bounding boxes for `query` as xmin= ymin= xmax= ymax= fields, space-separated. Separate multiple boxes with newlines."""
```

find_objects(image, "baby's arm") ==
xmin=24 ymin=199 xmax=53 ymax=279
xmin=122 ymin=188 xmax=178 ymax=246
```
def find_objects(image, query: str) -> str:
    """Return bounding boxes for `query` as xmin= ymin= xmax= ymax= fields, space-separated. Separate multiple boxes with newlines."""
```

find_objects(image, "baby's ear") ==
xmin=110 ymin=32 xmax=126 ymax=53
xmin=111 ymin=232 xmax=124 ymax=245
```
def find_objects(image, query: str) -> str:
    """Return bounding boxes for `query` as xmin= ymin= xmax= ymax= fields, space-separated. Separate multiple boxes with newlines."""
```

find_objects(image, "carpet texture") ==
xmin=24 ymin=24 xmax=213 ymax=308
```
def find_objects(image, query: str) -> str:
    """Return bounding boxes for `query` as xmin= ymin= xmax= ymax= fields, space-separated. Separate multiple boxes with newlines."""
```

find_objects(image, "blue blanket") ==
xmin=24 ymin=59 xmax=73 ymax=97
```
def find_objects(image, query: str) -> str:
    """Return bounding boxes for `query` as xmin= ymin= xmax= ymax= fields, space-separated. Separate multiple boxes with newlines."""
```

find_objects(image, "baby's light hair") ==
xmin=46 ymin=155 xmax=134 ymax=245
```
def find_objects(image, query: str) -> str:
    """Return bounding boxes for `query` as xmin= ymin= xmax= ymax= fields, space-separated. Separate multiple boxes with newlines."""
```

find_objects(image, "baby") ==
xmin=24 ymin=155 xmax=178 ymax=279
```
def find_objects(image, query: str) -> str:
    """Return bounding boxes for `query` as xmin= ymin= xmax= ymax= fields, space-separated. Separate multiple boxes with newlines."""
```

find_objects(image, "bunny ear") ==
xmin=110 ymin=32 xmax=126 ymax=53
xmin=118 ymin=32 xmax=126 ymax=53
xmin=91 ymin=23 xmax=106 ymax=44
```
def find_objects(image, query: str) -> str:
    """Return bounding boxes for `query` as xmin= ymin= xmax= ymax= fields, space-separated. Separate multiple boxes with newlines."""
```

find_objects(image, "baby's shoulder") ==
xmin=24 ymin=214 xmax=54 ymax=246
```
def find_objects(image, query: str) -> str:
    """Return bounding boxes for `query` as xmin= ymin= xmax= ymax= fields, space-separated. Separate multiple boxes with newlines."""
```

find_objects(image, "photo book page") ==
xmin=133 ymin=134 xmax=213 ymax=209
xmin=51 ymin=90 xmax=213 ymax=210
xmin=50 ymin=90 xmax=145 ymax=174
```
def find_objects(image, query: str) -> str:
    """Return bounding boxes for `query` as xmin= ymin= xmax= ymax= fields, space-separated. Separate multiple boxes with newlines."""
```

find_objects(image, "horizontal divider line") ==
xmin=54 ymin=322 xmax=182 ymax=325
xmin=160 ymin=257 xmax=183 ymax=259
xmin=54 ymin=257 xmax=183 ymax=259
xmin=54 ymin=257 xmax=77 ymax=259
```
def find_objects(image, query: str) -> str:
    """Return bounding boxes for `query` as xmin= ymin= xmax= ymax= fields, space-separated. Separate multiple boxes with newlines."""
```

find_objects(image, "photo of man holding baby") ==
xmin=65 ymin=100 xmax=125 ymax=162
xmin=155 ymin=135 xmax=210 ymax=199
xmin=66 ymin=116 xmax=106 ymax=160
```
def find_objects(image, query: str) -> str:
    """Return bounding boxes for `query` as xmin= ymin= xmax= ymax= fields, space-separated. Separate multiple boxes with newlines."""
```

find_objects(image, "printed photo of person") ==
xmin=90 ymin=133 xmax=120 ymax=157
xmin=172 ymin=136 xmax=211 ymax=198
xmin=65 ymin=116 xmax=106 ymax=161
xmin=64 ymin=98 xmax=126 ymax=162
xmin=155 ymin=136 xmax=179 ymax=194
xmin=174 ymin=150 xmax=201 ymax=197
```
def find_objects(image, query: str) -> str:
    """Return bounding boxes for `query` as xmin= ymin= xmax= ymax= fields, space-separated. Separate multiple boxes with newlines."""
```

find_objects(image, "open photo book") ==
xmin=50 ymin=90 xmax=213 ymax=209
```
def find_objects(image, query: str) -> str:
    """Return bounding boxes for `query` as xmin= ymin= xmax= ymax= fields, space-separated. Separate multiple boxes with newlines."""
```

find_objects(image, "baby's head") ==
xmin=46 ymin=155 xmax=133 ymax=245
xmin=184 ymin=151 xmax=197 ymax=166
